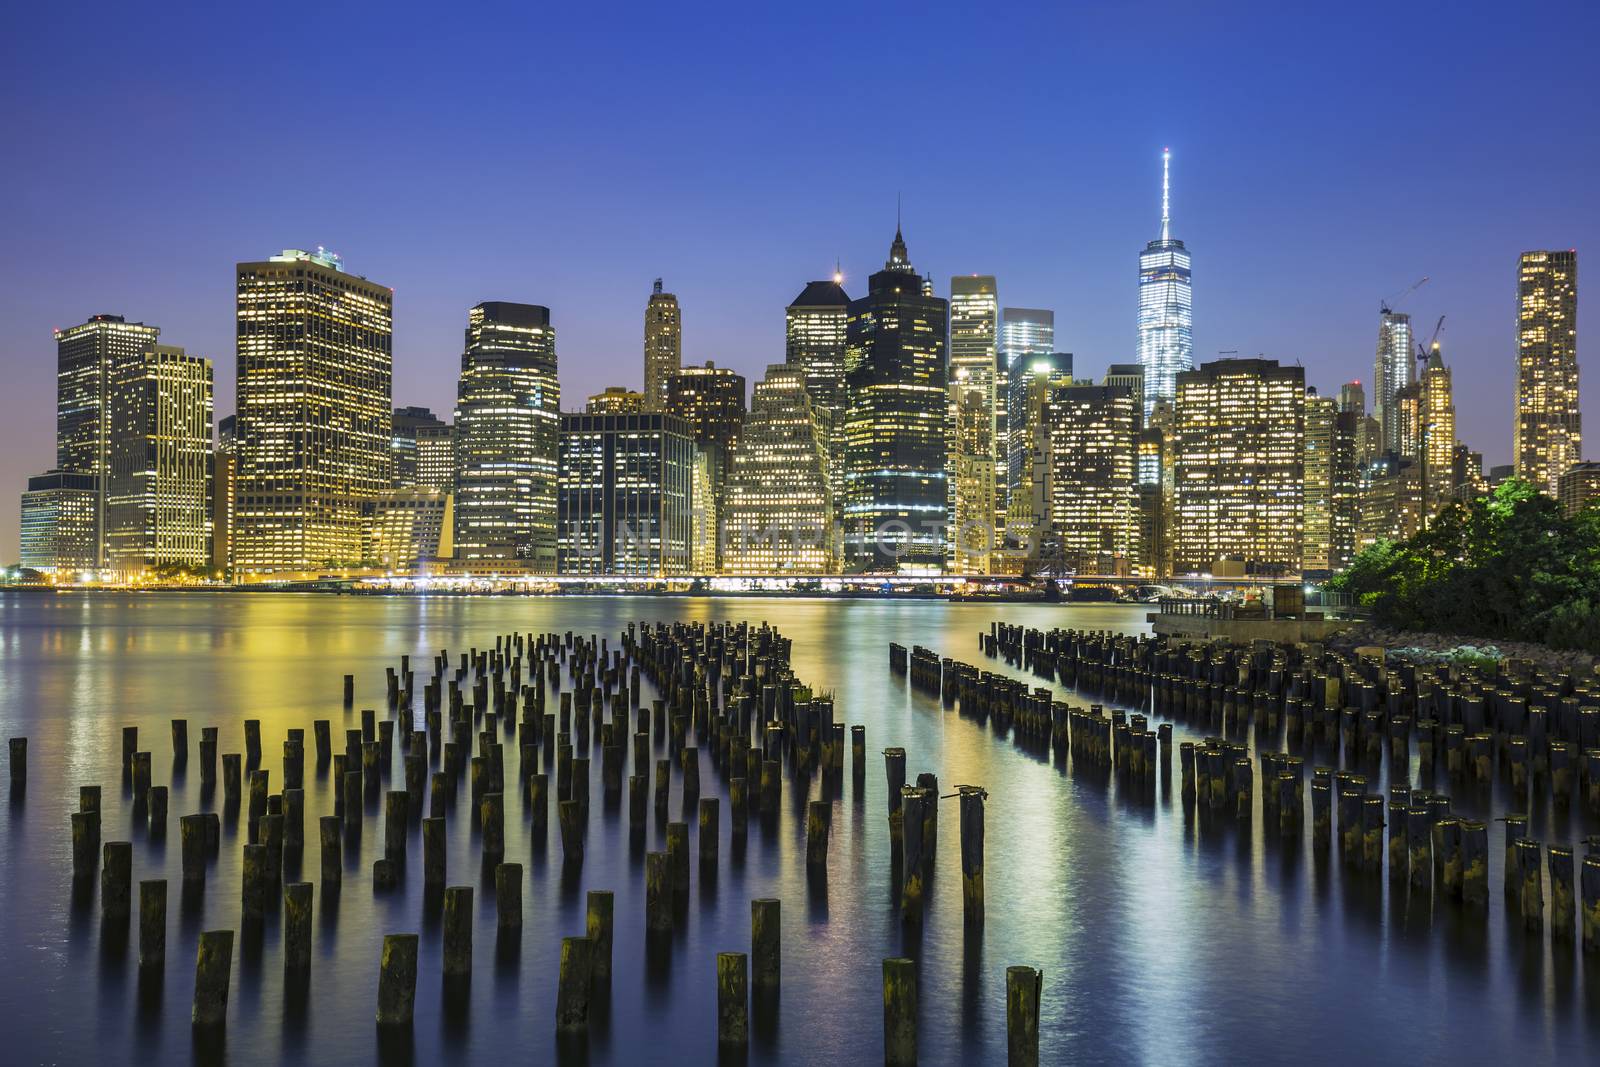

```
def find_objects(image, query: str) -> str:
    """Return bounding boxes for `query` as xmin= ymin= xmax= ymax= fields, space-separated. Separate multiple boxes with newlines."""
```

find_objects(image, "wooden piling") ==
xmin=882 ymin=957 xmax=917 ymax=1067
xmin=667 ymin=821 xmax=690 ymax=896
xmin=71 ymin=810 xmax=100 ymax=880
xmin=481 ymin=791 xmax=505 ymax=858
xmin=1460 ymin=820 xmax=1488 ymax=908
xmin=148 ymin=785 xmax=168 ymax=838
xmin=376 ymin=934 xmax=418 ymax=1027
xmin=139 ymin=879 xmax=166 ymax=969
xmin=241 ymin=843 xmax=267 ymax=921
xmin=442 ymin=885 xmax=473 ymax=976
xmin=284 ymin=882 xmax=312 ymax=973
xmin=8 ymin=737 xmax=24 ymax=791
xmin=645 ymin=852 xmax=671 ymax=933
xmin=558 ymin=799 xmax=583 ymax=866
xmin=191 ymin=930 xmax=234 ymax=1029
xmin=806 ymin=800 xmax=830 ymax=870
xmin=1516 ymin=838 xmax=1544 ymax=932
xmin=320 ymin=815 xmax=342 ymax=886
xmin=700 ymin=797 xmax=721 ymax=867
xmin=102 ymin=841 xmax=132 ymax=919
xmin=1550 ymin=846 xmax=1575 ymax=940
xmin=555 ymin=936 xmax=595 ymax=1031
xmin=1006 ymin=965 xmax=1043 ymax=1067
xmin=901 ymin=787 xmax=925 ymax=920
xmin=497 ymin=863 xmax=523 ymax=929
xmin=586 ymin=889 xmax=613 ymax=981
xmin=717 ymin=952 xmax=749 ymax=1047
xmin=1582 ymin=855 xmax=1600 ymax=952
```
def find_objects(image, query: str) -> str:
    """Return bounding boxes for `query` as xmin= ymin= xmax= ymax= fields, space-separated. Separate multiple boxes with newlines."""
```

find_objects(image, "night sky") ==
xmin=2 ymin=1 xmax=1596 ymax=562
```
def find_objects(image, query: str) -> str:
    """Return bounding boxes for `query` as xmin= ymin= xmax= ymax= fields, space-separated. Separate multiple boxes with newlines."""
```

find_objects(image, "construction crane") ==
xmin=1416 ymin=315 xmax=1445 ymax=362
xmin=1380 ymin=276 xmax=1429 ymax=315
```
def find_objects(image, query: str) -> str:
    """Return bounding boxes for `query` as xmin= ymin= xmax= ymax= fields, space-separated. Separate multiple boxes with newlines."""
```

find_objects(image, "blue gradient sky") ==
xmin=2 ymin=1 xmax=1596 ymax=562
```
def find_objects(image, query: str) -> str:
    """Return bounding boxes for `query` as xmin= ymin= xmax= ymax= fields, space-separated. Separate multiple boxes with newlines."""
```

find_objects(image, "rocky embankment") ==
xmin=1328 ymin=623 xmax=1597 ymax=677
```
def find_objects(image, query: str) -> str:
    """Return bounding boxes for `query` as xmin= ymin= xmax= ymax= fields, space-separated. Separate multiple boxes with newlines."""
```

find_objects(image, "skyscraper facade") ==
xmin=1302 ymin=388 xmax=1359 ymax=576
xmin=841 ymin=228 xmax=948 ymax=573
xmin=996 ymin=307 xmax=1055 ymax=533
xmin=1137 ymin=149 xmax=1193 ymax=417
xmin=56 ymin=314 xmax=161 ymax=566
xmin=557 ymin=412 xmax=698 ymax=576
xmin=643 ymin=279 xmax=682 ymax=413
xmin=414 ymin=423 xmax=455 ymax=495
xmin=785 ymin=279 xmax=851 ymax=415
xmin=1515 ymin=250 xmax=1580 ymax=496
xmin=391 ymin=406 xmax=447 ymax=488
xmin=665 ymin=362 xmax=746 ymax=569
xmin=1042 ymin=383 xmax=1138 ymax=575
xmin=19 ymin=470 xmax=100 ymax=575
xmin=1418 ymin=344 xmax=1456 ymax=519
xmin=721 ymin=364 xmax=837 ymax=574
xmin=948 ymin=276 xmax=999 ymax=572
xmin=1000 ymin=351 xmax=1074 ymax=566
xmin=1172 ymin=358 xmax=1305 ymax=576
xmin=1373 ymin=309 xmax=1413 ymax=456
xmin=452 ymin=302 xmax=560 ymax=568
xmin=212 ymin=415 xmax=236 ymax=573
xmin=234 ymin=248 xmax=393 ymax=574
xmin=105 ymin=344 xmax=214 ymax=575
xmin=585 ymin=387 xmax=644 ymax=414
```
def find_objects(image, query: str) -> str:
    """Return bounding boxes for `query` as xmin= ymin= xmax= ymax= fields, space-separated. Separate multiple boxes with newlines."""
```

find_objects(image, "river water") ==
xmin=0 ymin=592 xmax=1594 ymax=1064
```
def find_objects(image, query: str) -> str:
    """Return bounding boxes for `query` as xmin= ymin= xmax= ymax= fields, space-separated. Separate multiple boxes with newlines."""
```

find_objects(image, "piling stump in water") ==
xmin=667 ymin=821 xmax=690 ymax=897
xmin=191 ymin=930 xmax=235 ymax=1030
xmin=717 ymin=952 xmax=749 ymax=1047
xmin=587 ymin=890 xmax=614 ymax=981
xmin=139 ymin=879 xmax=166 ymax=969
xmin=481 ymin=791 xmax=505 ymax=859
xmin=422 ymin=817 xmax=445 ymax=887
xmin=1460 ymin=820 xmax=1488 ymax=908
xmin=555 ymin=936 xmax=595 ymax=1031
xmin=9 ymin=737 xmax=26 ymax=791
xmin=320 ymin=816 xmax=342 ymax=886
xmin=883 ymin=957 xmax=917 ymax=1067
xmin=645 ymin=852 xmax=671 ymax=933
xmin=805 ymin=800 xmax=830 ymax=870
xmin=751 ymin=897 xmax=780 ymax=989
xmin=442 ymin=886 xmax=473 ymax=976
xmin=222 ymin=754 xmax=241 ymax=803
xmin=1550 ymin=846 xmax=1575 ymax=941
xmin=558 ymin=799 xmax=584 ymax=866
xmin=959 ymin=785 xmax=985 ymax=922
xmin=376 ymin=934 xmax=419 ymax=1026
xmin=1007 ymin=965 xmax=1043 ymax=1067
xmin=284 ymin=881 xmax=312 ymax=973
xmin=1516 ymin=838 xmax=1544 ymax=932
xmin=900 ymin=787 xmax=926 ymax=921
xmin=497 ymin=864 xmax=523 ymax=929
xmin=241 ymin=843 xmax=268 ymax=920
xmin=71 ymin=810 xmax=100 ymax=880
xmin=101 ymin=841 xmax=132 ymax=919
xmin=1582 ymin=855 xmax=1600 ymax=952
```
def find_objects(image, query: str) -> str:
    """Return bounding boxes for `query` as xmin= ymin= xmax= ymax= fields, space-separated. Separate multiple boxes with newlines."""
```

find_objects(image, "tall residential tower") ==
xmin=643 ymin=279 xmax=682 ymax=412
xmin=1137 ymin=149 xmax=1193 ymax=417
xmin=1515 ymin=250 xmax=1579 ymax=496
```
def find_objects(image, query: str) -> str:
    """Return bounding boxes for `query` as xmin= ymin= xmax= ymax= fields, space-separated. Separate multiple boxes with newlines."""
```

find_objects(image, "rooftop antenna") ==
xmin=653 ymin=277 xmax=663 ymax=295
xmin=1161 ymin=147 xmax=1172 ymax=241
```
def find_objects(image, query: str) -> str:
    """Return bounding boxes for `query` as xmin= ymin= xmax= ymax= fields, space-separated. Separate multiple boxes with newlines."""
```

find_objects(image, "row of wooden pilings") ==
xmin=33 ymin=620 xmax=1048 ymax=1064
xmin=969 ymin=622 xmax=1600 ymax=950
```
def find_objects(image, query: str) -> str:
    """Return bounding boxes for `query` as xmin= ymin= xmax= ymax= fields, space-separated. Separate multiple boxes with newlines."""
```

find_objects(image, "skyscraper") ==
xmin=643 ymin=279 xmax=682 ymax=413
xmin=721 ymin=364 xmax=837 ymax=574
xmin=1001 ymin=352 xmax=1073 ymax=565
xmin=452 ymin=302 xmax=561 ymax=569
xmin=1418 ymin=343 xmax=1456 ymax=519
xmin=996 ymin=307 xmax=1055 ymax=532
xmin=1373 ymin=309 xmax=1413 ymax=455
xmin=234 ymin=248 xmax=393 ymax=574
xmin=55 ymin=314 xmax=161 ymax=566
xmin=1137 ymin=149 xmax=1193 ymax=417
xmin=949 ymin=275 xmax=999 ymax=572
xmin=1042 ymin=383 xmax=1138 ymax=575
xmin=105 ymin=344 xmax=214 ymax=576
xmin=1515 ymin=250 xmax=1580 ymax=496
xmin=841 ymin=226 xmax=948 ymax=573
xmin=1172 ymin=358 xmax=1305 ymax=576
xmin=1303 ymin=388 xmax=1359 ymax=576
xmin=19 ymin=470 xmax=100 ymax=576
xmin=585 ymin=387 xmax=644 ymax=414
xmin=785 ymin=278 xmax=851 ymax=415
xmin=391 ymin=406 xmax=447 ymax=488
xmin=212 ymin=415 xmax=236 ymax=573
xmin=414 ymin=423 xmax=455 ymax=495
xmin=665 ymin=362 xmax=747 ymax=569
xmin=557 ymin=412 xmax=698 ymax=576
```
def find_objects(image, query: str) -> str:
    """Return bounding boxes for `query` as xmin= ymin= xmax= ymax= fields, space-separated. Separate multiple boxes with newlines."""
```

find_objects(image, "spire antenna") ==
xmin=1160 ymin=147 xmax=1171 ymax=242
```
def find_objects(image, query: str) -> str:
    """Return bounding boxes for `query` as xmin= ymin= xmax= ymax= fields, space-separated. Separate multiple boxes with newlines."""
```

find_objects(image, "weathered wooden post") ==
xmin=241 ymin=843 xmax=268 ymax=921
xmin=883 ymin=957 xmax=917 ymax=1067
xmin=422 ymin=817 xmax=445 ymax=888
xmin=852 ymin=725 xmax=866 ymax=784
xmin=320 ymin=816 xmax=342 ymax=886
xmin=148 ymin=785 xmax=169 ymax=839
xmin=1582 ymin=854 xmax=1600 ymax=952
xmin=645 ymin=852 xmax=672 ymax=933
xmin=1432 ymin=817 xmax=1462 ymax=899
xmin=139 ymin=879 xmax=166 ymax=969
xmin=700 ymin=797 xmax=721 ymax=869
xmin=481 ymin=792 xmax=505 ymax=859
xmin=284 ymin=882 xmax=312 ymax=974
xmin=191 ymin=930 xmax=234 ymax=1029
xmin=1007 ymin=965 xmax=1043 ymax=1067
xmin=222 ymin=753 xmax=241 ymax=803
xmin=443 ymin=885 xmax=473 ymax=976
xmin=1461 ymin=820 xmax=1488 ymax=909
xmin=806 ymin=800 xmax=830 ymax=870
xmin=558 ymin=799 xmax=584 ymax=866
xmin=530 ymin=773 xmax=549 ymax=838
xmin=556 ymin=936 xmax=595 ymax=1031
xmin=717 ymin=952 xmax=749 ymax=1048
xmin=901 ymin=786 xmax=926 ymax=921
xmin=8 ymin=737 xmax=25 ymax=792
xmin=587 ymin=890 xmax=614 ymax=982
xmin=959 ymin=785 xmax=985 ymax=922
xmin=1550 ymin=845 xmax=1575 ymax=941
xmin=761 ymin=759 xmax=780 ymax=812
xmin=1516 ymin=838 xmax=1544 ymax=932
xmin=244 ymin=719 xmax=262 ymax=765
xmin=752 ymin=897 xmax=780 ymax=990
xmin=101 ymin=840 xmax=132 ymax=919
xmin=497 ymin=863 xmax=523 ymax=929
xmin=667 ymin=821 xmax=690 ymax=897
xmin=376 ymin=934 xmax=419 ymax=1027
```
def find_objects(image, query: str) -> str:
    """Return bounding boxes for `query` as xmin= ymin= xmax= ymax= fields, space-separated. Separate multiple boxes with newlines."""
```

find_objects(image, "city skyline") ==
xmin=2 ymin=3 xmax=1596 ymax=563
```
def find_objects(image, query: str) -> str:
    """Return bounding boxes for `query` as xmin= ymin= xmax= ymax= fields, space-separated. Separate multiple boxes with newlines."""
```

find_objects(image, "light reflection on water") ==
xmin=0 ymin=591 xmax=1595 ymax=1065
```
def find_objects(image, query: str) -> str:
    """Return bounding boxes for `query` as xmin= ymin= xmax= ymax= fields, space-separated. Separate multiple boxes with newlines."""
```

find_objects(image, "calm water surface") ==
xmin=0 ymin=592 xmax=1595 ymax=1065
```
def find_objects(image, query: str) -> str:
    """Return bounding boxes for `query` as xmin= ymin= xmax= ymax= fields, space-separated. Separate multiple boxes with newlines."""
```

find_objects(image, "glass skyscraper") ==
xmin=1373 ymin=309 xmax=1413 ymax=455
xmin=1137 ymin=149 xmax=1193 ymax=417
xmin=1515 ymin=250 xmax=1580 ymax=496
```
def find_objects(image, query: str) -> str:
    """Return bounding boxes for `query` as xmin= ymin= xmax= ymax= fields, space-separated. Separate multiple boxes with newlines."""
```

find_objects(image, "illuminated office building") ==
xmin=721 ymin=364 xmax=837 ymax=573
xmin=665 ymin=362 xmax=746 ymax=568
xmin=212 ymin=415 xmax=236 ymax=573
xmin=557 ymin=412 xmax=698 ymax=576
xmin=786 ymin=278 xmax=851 ymax=415
xmin=1418 ymin=344 xmax=1456 ymax=518
xmin=1001 ymin=351 xmax=1073 ymax=560
xmin=1374 ymin=309 xmax=1413 ymax=455
xmin=997 ymin=307 xmax=1055 ymax=526
xmin=586 ymin=387 xmax=644 ymax=414
xmin=1172 ymin=358 xmax=1304 ymax=576
xmin=1137 ymin=149 xmax=1193 ymax=417
xmin=105 ymin=344 xmax=214 ymax=576
xmin=948 ymin=276 xmax=999 ymax=571
xmin=392 ymin=406 xmax=446 ymax=488
xmin=1515 ymin=250 xmax=1580 ymax=496
xmin=452 ymin=302 xmax=561 ymax=569
xmin=841 ymin=226 xmax=948 ymax=573
xmin=414 ymin=423 xmax=455 ymax=494
xmin=55 ymin=314 xmax=161 ymax=566
xmin=1134 ymin=429 xmax=1168 ymax=577
xmin=643 ymin=279 xmax=681 ymax=412
xmin=19 ymin=470 xmax=100 ymax=576
xmin=368 ymin=488 xmax=452 ymax=572
xmin=234 ymin=248 xmax=392 ymax=574
xmin=1041 ymin=383 xmax=1138 ymax=575
xmin=1104 ymin=364 xmax=1146 ymax=428
xmin=1303 ymin=388 xmax=1359 ymax=576
xmin=1358 ymin=453 xmax=1423 ymax=549
xmin=1559 ymin=462 xmax=1600 ymax=516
